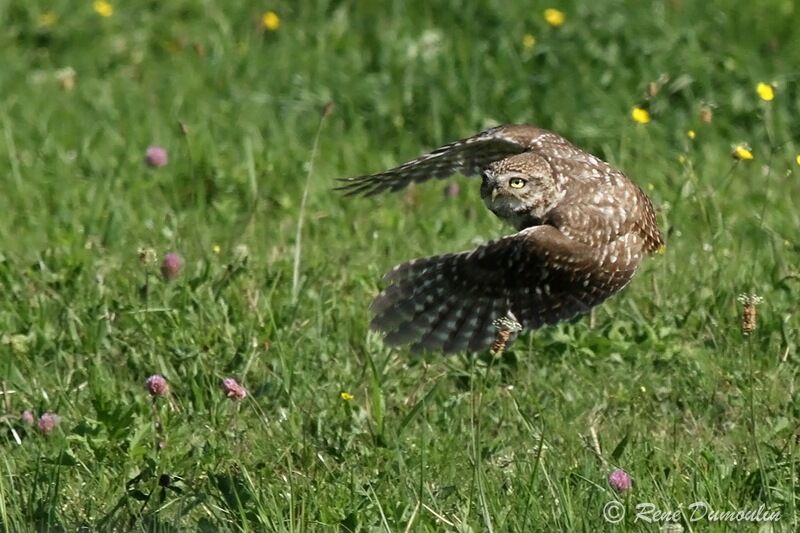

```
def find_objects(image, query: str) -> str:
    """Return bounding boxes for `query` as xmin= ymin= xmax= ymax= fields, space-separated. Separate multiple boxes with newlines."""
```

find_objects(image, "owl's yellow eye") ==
xmin=509 ymin=177 xmax=526 ymax=189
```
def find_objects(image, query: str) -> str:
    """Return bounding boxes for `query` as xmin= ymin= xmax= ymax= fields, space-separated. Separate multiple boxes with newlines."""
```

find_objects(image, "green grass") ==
xmin=1 ymin=0 xmax=800 ymax=530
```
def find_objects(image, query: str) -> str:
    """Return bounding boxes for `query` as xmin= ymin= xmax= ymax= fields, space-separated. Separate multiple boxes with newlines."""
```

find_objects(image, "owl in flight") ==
xmin=338 ymin=124 xmax=663 ymax=353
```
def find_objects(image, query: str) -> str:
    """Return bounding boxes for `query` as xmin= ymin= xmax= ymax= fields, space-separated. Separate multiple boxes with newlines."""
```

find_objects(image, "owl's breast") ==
xmin=543 ymin=203 xmax=623 ymax=247
xmin=591 ymin=234 xmax=645 ymax=294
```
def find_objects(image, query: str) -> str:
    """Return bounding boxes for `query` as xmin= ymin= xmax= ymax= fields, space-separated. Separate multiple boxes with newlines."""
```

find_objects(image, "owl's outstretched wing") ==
xmin=370 ymin=225 xmax=638 ymax=353
xmin=336 ymin=126 xmax=530 ymax=197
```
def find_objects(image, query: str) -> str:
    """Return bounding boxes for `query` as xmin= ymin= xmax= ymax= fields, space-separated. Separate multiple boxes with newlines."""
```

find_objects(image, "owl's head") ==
xmin=480 ymin=153 xmax=562 ymax=225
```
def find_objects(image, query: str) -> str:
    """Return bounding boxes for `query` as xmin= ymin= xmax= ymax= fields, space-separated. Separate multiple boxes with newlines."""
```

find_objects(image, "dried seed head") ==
xmin=737 ymin=293 xmax=764 ymax=336
xmin=491 ymin=312 xmax=523 ymax=354
xmin=138 ymin=247 xmax=157 ymax=266
xmin=699 ymin=105 xmax=713 ymax=124
xmin=56 ymin=67 xmax=76 ymax=91
xmin=232 ymin=244 xmax=250 ymax=263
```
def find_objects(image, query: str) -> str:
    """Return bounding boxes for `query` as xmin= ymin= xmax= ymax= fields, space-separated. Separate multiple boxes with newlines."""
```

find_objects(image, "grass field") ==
xmin=2 ymin=0 xmax=800 ymax=530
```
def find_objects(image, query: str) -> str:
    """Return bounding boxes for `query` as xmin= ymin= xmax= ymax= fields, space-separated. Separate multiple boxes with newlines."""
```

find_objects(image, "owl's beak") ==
xmin=491 ymin=187 xmax=500 ymax=201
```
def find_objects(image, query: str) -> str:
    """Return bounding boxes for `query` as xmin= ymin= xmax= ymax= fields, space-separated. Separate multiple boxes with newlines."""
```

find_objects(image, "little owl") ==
xmin=338 ymin=124 xmax=663 ymax=353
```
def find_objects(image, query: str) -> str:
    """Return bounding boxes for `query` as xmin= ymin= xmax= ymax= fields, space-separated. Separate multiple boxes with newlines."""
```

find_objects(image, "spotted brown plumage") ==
xmin=339 ymin=124 xmax=664 ymax=353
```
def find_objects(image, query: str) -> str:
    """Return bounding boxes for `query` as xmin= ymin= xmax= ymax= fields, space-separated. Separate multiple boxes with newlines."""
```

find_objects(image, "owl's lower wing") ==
xmin=370 ymin=225 xmax=637 ymax=353
xmin=336 ymin=126 xmax=527 ymax=197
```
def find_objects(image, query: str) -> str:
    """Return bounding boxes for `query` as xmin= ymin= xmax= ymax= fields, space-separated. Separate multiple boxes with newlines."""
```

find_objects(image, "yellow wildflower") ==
xmin=795 ymin=154 xmax=800 ymax=166
xmin=212 ymin=244 xmax=221 ymax=254
xmin=544 ymin=8 xmax=565 ymax=27
xmin=93 ymin=0 xmax=113 ymax=17
xmin=756 ymin=82 xmax=775 ymax=102
xmin=340 ymin=391 xmax=354 ymax=401
xmin=631 ymin=106 xmax=650 ymax=124
xmin=732 ymin=145 xmax=753 ymax=161
xmin=261 ymin=11 xmax=280 ymax=31
xmin=38 ymin=11 xmax=58 ymax=28
xmin=687 ymin=130 xmax=696 ymax=140
xmin=522 ymin=34 xmax=536 ymax=49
